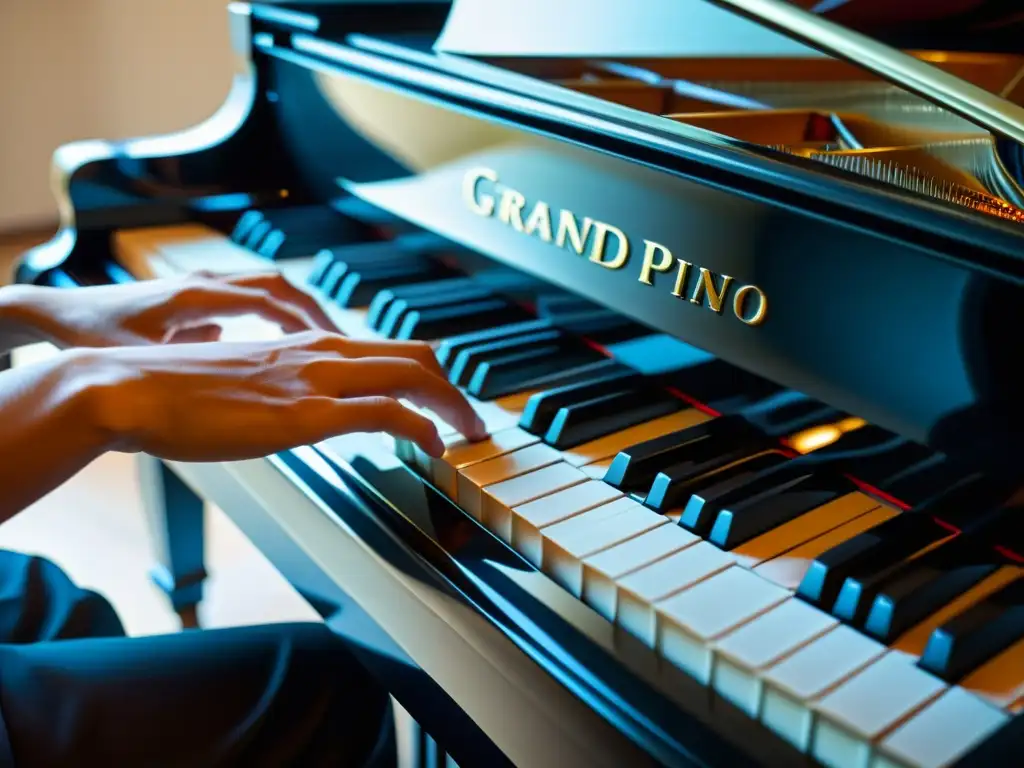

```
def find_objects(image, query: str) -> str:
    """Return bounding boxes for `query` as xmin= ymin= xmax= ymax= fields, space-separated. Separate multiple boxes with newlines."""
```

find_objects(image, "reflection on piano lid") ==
xmin=433 ymin=0 xmax=1024 ymax=216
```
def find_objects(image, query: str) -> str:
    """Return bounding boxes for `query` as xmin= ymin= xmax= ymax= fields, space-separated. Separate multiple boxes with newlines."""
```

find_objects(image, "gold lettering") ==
xmin=462 ymin=167 xmax=497 ymax=217
xmin=671 ymin=259 xmax=692 ymax=298
xmin=523 ymin=201 xmax=553 ymax=243
xmin=588 ymin=222 xmax=629 ymax=270
xmin=638 ymin=240 xmax=673 ymax=285
xmin=733 ymin=284 xmax=768 ymax=326
xmin=689 ymin=267 xmax=733 ymax=313
xmin=555 ymin=210 xmax=591 ymax=255
xmin=498 ymin=189 xmax=527 ymax=231
xmin=459 ymin=174 xmax=767 ymax=327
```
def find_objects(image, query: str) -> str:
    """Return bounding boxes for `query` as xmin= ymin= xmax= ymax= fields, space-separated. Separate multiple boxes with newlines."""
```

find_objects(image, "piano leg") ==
xmin=137 ymin=455 xmax=207 ymax=628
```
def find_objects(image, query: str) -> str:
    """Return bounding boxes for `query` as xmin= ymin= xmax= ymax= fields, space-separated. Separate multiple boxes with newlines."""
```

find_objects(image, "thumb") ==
xmin=164 ymin=324 xmax=224 ymax=344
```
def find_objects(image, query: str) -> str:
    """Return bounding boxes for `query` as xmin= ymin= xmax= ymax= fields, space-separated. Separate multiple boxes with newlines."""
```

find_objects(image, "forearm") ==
xmin=0 ymin=285 xmax=55 ymax=356
xmin=0 ymin=352 xmax=112 ymax=523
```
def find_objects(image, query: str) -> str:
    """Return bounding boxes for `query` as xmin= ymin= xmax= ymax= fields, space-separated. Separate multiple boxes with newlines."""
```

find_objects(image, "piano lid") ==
xmin=434 ymin=0 xmax=1024 ymax=146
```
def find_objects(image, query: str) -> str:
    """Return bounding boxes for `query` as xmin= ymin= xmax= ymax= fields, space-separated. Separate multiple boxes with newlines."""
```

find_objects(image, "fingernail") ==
xmin=427 ymin=434 xmax=446 ymax=458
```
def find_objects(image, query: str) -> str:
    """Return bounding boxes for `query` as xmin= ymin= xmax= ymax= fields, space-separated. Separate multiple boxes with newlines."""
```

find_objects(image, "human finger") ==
xmin=307 ymin=396 xmax=445 ymax=457
xmin=308 ymin=357 xmax=485 ymax=441
xmin=224 ymin=272 xmax=340 ymax=333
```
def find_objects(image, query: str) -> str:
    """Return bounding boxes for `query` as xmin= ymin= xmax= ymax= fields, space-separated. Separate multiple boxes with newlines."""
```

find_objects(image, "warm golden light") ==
xmin=787 ymin=417 xmax=867 ymax=454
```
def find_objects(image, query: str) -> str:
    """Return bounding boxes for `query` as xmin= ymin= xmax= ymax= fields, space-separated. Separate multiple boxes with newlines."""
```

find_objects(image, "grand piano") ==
xmin=13 ymin=0 xmax=1024 ymax=765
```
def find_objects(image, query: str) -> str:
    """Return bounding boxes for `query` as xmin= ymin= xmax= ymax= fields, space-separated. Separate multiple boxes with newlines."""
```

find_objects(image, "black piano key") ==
xmin=552 ymin=309 xmax=650 ymax=344
xmin=603 ymin=415 xmax=763 ymax=491
xmin=396 ymin=300 xmax=525 ymax=341
xmin=336 ymin=261 xmax=448 ymax=308
xmin=919 ymin=577 xmax=1024 ymax=681
xmin=435 ymin=319 xmax=553 ymax=369
xmin=307 ymin=249 xmax=337 ymax=288
xmin=671 ymin=451 xmax=790 ymax=528
xmin=966 ymin=505 xmax=1024 ymax=564
xmin=366 ymin=277 xmax=478 ymax=330
xmin=666 ymin=358 xmax=783 ymax=414
xmin=467 ymin=346 xmax=600 ymax=399
xmin=880 ymin=453 xmax=958 ymax=507
xmin=376 ymin=285 xmax=496 ymax=338
xmin=476 ymin=357 xmax=624 ymax=403
xmin=518 ymin=368 xmax=644 ymax=435
xmin=255 ymin=228 xmax=288 ymax=258
xmin=449 ymin=329 xmax=564 ymax=387
xmin=319 ymin=262 xmax=355 ymax=299
xmin=743 ymin=393 xmax=847 ymax=438
xmin=912 ymin=472 xmax=1017 ymax=533
xmin=802 ymin=425 xmax=935 ymax=490
xmin=231 ymin=210 xmax=265 ymax=244
xmin=324 ymin=232 xmax=453 ymax=267
xmin=534 ymin=293 xmax=597 ymax=317
xmin=242 ymin=219 xmax=273 ymax=251
xmin=332 ymin=195 xmax=420 ymax=232
xmin=319 ymin=244 xmax=420 ymax=270
xmin=707 ymin=467 xmax=857 ymax=550
xmin=862 ymin=536 xmax=1004 ymax=643
xmin=247 ymin=205 xmax=377 ymax=259
xmin=544 ymin=388 xmax=684 ymax=450
xmin=796 ymin=513 xmax=953 ymax=611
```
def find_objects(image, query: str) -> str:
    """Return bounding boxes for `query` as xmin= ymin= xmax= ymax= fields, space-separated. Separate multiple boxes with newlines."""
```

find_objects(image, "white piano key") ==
xmin=711 ymin=598 xmax=838 ymax=717
xmin=456 ymin=443 xmax=563 ymax=520
xmin=541 ymin=500 xmax=667 ymax=595
xmin=581 ymin=457 xmax=614 ymax=480
xmin=559 ymin=409 xmax=711 ymax=467
xmin=424 ymin=428 xmax=539 ymax=497
xmin=655 ymin=567 xmax=789 ymax=684
xmin=871 ymin=687 xmax=1009 ymax=768
xmin=760 ymin=625 xmax=887 ymax=751
xmin=410 ymin=396 xmax=522 ymax=438
xmin=512 ymin=485 xmax=626 ymax=568
xmin=812 ymin=653 xmax=947 ymax=768
xmin=509 ymin=479 xmax=623 ymax=563
xmin=582 ymin=525 xmax=699 ymax=621
xmin=481 ymin=463 xmax=587 ymax=542
xmin=616 ymin=543 xmax=734 ymax=646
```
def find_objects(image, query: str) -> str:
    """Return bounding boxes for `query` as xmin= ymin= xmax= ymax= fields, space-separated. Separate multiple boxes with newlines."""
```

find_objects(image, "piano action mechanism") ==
xmin=15 ymin=0 xmax=1024 ymax=765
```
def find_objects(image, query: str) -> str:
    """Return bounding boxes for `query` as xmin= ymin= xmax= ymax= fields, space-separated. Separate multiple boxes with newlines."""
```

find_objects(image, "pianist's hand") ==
xmin=74 ymin=330 xmax=486 ymax=460
xmin=7 ymin=271 xmax=338 ymax=349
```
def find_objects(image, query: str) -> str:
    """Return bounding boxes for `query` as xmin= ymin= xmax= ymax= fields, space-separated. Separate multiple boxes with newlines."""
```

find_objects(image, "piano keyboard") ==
xmin=111 ymin=206 xmax=1024 ymax=768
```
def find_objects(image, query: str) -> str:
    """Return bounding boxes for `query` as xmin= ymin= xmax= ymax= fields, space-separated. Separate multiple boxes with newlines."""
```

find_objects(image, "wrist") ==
xmin=48 ymin=348 xmax=130 ymax=455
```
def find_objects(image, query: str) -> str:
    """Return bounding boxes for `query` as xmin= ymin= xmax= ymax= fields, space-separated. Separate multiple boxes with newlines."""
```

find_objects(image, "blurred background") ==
xmin=0 ymin=0 xmax=316 ymax=636
xmin=0 ymin=0 xmax=234 ymax=232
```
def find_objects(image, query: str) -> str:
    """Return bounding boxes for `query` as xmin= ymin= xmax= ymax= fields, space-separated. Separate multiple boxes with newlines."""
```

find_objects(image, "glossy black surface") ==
xmin=22 ymin=1 xmax=1024 ymax=475
xmin=15 ymin=1 xmax=1024 ymax=764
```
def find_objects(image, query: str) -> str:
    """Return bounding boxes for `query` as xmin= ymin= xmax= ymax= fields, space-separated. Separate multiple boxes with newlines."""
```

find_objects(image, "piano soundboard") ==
xmin=16 ymin=0 xmax=1024 ymax=766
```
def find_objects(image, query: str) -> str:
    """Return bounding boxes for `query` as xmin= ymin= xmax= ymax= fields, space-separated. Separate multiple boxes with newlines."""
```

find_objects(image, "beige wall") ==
xmin=0 ymin=0 xmax=236 ymax=230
